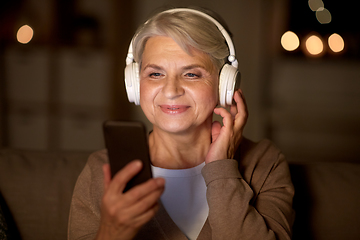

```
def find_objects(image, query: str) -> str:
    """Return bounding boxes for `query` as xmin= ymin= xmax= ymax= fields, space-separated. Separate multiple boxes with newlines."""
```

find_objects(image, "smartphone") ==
xmin=103 ymin=120 xmax=152 ymax=192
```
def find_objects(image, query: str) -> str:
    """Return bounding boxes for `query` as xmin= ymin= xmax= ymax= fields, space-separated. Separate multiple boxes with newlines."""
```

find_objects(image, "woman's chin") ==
xmin=153 ymin=120 xmax=194 ymax=135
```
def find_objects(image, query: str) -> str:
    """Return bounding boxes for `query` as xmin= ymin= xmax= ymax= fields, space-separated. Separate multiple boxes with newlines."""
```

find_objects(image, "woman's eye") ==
xmin=185 ymin=73 xmax=199 ymax=78
xmin=149 ymin=72 xmax=162 ymax=78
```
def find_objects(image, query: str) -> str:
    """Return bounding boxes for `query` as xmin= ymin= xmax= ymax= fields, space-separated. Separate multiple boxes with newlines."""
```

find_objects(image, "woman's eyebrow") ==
xmin=142 ymin=64 xmax=163 ymax=71
xmin=182 ymin=64 xmax=206 ymax=70
xmin=142 ymin=63 xmax=210 ymax=72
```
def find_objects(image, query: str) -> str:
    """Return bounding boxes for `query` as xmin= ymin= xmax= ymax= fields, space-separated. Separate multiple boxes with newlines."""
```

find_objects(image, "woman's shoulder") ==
xmin=72 ymin=149 xmax=108 ymax=205
xmin=74 ymin=149 xmax=108 ymax=191
xmin=87 ymin=149 xmax=109 ymax=168
xmin=239 ymin=138 xmax=281 ymax=157
xmin=236 ymin=138 xmax=289 ymax=190
xmin=237 ymin=138 xmax=283 ymax=165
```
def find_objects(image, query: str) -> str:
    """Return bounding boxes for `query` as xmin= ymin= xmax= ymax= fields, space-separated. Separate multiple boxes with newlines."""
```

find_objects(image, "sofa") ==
xmin=0 ymin=148 xmax=360 ymax=240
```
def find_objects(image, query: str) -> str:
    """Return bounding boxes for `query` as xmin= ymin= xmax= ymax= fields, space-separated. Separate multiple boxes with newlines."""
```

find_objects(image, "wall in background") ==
xmin=270 ymin=58 xmax=360 ymax=162
xmin=0 ymin=0 xmax=135 ymax=151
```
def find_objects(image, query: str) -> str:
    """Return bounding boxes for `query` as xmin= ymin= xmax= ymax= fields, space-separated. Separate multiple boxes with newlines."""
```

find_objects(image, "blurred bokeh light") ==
xmin=281 ymin=31 xmax=300 ymax=51
xmin=16 ymin=24 xmax=33 ymax=44
xmin=308 ymin=0 xmax=324 ymax=11
xmin=328 ymin=33 xmax=344 ymax=53
xmin=305 ymin=35 xmax=324 ymax=56
xmin=316 ymin=7 xmax=332 ymax=24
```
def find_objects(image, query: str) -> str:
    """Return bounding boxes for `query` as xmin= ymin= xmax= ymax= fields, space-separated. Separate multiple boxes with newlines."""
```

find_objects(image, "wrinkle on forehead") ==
xmin=141 ymin=36 xmax=218 ymax=75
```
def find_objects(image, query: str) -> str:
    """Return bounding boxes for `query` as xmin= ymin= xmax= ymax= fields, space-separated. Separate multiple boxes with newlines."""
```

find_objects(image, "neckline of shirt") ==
xmin=151 ymin=162 xmax=205 ymax=178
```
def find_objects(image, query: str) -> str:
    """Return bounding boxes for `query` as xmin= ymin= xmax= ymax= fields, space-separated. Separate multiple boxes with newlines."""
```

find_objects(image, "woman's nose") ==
xmin=162 ymin=76 xmax=185 ymax=99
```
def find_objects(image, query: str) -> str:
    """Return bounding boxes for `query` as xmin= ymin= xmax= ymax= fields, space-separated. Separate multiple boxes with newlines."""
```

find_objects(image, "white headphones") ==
xmin=124 ymin=8 xmax=240 ymax=107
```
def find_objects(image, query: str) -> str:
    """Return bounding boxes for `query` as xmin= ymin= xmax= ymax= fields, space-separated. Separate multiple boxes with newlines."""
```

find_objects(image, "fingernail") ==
xmin=133 ymin=160 xmax=142 ymax=168
xmin=155 ymin=178 xmax=165 ymax=186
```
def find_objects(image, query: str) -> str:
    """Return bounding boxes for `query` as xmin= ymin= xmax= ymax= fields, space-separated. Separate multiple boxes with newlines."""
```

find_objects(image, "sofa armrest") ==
xmin=289 ymin=161 xmax=360 ymax=240
xmin=0 ymin=149 xmax=90 ymax=240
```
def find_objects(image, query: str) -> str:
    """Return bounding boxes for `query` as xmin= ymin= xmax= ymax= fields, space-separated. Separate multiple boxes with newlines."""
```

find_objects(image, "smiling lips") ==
xmin=159 ymin=105 xmax=190 ymax=114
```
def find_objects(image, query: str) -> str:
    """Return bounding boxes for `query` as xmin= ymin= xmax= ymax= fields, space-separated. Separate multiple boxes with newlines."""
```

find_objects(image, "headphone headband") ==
xmin=126 ymin=8 xmax=238 ymax=68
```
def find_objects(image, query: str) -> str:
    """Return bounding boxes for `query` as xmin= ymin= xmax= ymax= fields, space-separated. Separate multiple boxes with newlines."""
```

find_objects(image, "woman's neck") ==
xmin=149 ymin=124 xmax=212 ymax=169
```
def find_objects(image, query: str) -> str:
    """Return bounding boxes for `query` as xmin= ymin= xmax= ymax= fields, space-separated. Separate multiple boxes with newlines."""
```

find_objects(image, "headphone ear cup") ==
xmin=219 ymin=64 xmax=240 ymax=107
xmin=124 ymin=62 xmax=140 ymax=105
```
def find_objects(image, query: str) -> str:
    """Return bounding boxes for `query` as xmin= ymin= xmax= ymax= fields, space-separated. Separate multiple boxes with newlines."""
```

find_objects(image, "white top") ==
xmin=151 ymin=162 xmax=209 ymax=240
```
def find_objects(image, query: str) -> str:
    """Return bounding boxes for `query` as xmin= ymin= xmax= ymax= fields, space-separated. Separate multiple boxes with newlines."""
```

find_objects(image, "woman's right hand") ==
xmin=206 ymin=89 xmax=248 ymax=164
xmin=96 ymin=160 xmax=165 ymax=240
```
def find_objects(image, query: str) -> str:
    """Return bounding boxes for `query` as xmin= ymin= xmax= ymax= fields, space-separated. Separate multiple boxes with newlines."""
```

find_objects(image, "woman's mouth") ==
xmin=159 ymin=105 xmax=190 ymax=114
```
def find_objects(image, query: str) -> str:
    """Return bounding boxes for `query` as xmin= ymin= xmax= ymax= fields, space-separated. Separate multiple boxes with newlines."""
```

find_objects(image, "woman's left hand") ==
xmin=205 ymin=89 xmax=248 ymax=164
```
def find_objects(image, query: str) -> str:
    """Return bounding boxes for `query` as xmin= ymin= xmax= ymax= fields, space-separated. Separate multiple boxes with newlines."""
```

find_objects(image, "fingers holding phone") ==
xmin=98 ymin=120 xmax=165 ymax=239
xmin=103 ymin=160 xmax=143 ymax=194
xmin=98 ymin=160 xmax=165 ymax=240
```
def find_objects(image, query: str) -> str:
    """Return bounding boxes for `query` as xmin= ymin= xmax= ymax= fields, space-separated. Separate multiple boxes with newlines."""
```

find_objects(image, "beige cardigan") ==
xmin=68 ymin=138 xmax=295 ymax=240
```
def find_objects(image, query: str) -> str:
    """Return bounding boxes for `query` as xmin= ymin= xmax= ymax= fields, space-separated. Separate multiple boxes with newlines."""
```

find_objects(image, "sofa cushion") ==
xmin=290 ymin=161 xmax=360 ymax=240
xmin=0 ymin=149 xmax=89 ymax=240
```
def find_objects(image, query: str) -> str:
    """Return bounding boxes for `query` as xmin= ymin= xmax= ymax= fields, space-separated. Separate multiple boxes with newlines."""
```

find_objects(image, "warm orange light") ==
xmin=305 ymin=35 xmax=324 ymax=56
xmin=17 ymin=25 xmax=34 ymax=44
xmin=328 ymin=33 xmax=344 ymax=53
xmin=281 ymin=31 xmax=300 ymax=51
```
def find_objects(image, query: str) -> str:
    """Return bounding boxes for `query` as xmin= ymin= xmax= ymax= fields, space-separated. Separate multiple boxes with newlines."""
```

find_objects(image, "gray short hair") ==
xmin=132 ymin=8 xmax=230 ymax=71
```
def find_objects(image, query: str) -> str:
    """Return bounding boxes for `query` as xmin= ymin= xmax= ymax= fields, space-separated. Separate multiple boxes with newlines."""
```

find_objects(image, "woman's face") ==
xmin=139 ymin=36 xmax=219 ymax=134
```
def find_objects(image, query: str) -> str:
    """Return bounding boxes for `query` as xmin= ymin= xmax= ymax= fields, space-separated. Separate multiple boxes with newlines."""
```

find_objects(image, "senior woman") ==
xmin=68 ymin=7 xmax=294 ymax=240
